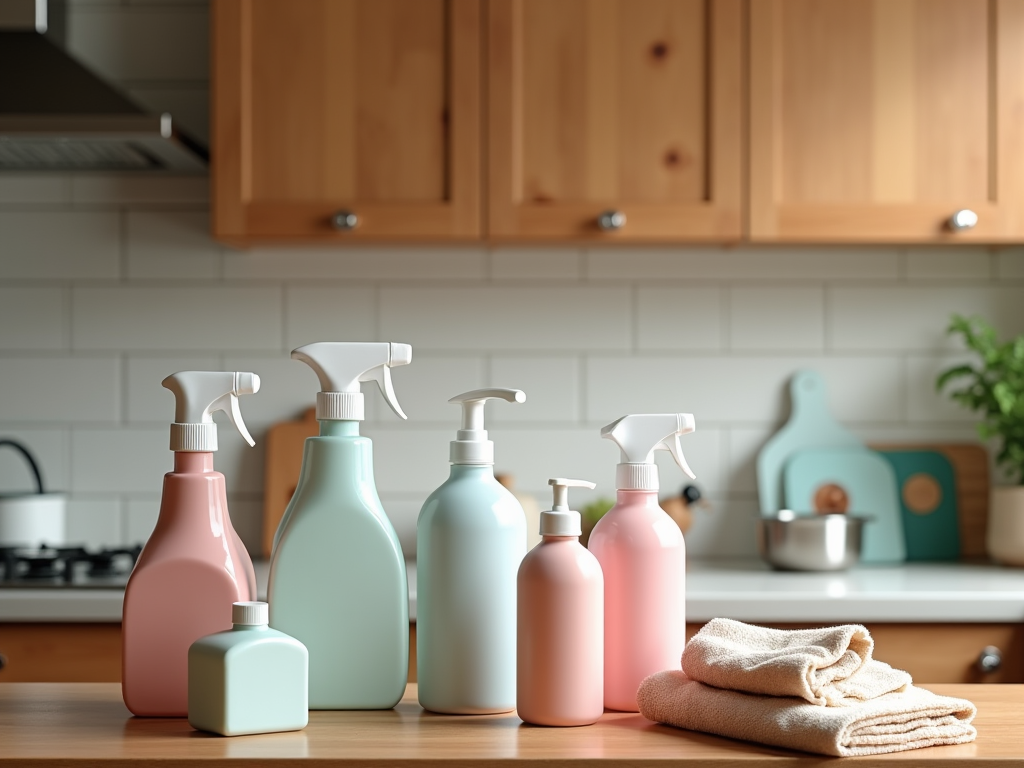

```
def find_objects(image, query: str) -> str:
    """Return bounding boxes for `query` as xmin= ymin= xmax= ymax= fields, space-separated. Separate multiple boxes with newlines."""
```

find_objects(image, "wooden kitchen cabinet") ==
xmin=211 ymin=0 xmax=482 ymax=245
xmin=487 ymin=0 xmax=743 ymax=241
xmin=749 ymin=0 xmax=1024 ymax=242
xmin=0 ymin=624 xmax=121 ymax=683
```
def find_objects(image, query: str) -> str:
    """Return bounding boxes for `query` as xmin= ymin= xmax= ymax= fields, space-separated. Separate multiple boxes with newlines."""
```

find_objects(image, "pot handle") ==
xmin=0 ymin=440 xmax=45 ymax=494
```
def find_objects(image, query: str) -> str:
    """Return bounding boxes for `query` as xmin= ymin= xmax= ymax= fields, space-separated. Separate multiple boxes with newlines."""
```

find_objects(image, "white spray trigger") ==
xmin=162 ymin=371 xmax=261 ymax=452
xmin=655 ymin=434 xmax=696 ymax=480
xmin=361 ymin=365 xmax=407 ymax=420
xmin=210 ymin=393 xmax=255 ymax=447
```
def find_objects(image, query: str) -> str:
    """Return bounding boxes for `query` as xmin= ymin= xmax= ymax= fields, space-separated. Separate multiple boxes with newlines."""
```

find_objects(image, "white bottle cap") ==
xmin=448 ymin=388 xmax=526 ymax=464
xmin=539 ymin=478 xmax=596 ymax=537
xmin=232 ymin=601 xmax=268 ymax=626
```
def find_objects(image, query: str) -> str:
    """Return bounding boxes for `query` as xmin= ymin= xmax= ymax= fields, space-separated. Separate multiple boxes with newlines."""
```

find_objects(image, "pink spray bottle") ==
xmin=122 ymin=371 xmax=260 ymax=716
xmin=587 ymin=413 xmax=696 ymax=712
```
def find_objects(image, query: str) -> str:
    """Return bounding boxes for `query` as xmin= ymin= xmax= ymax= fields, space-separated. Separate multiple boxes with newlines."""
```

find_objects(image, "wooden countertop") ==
xmin=1 ymin=683 xmax=1021 ymax=765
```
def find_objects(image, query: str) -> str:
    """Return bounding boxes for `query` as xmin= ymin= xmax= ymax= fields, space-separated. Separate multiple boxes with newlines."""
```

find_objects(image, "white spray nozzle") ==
xmin=541 ymin=478 xmax=596 ymax=537
xmin=448 ymin=388 xmax=526 ymax=465
xmin=601 ymin=413 xmax=696 ymax=490
xmin=291 ymin=342 xmax=411 ymax=421
xmin=161 ymin=371 xmax=261 ymax=452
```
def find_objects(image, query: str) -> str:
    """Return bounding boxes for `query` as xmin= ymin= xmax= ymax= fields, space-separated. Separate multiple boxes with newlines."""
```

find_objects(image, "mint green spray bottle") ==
xmin=268 ymin=342 xmax=411 ymax=709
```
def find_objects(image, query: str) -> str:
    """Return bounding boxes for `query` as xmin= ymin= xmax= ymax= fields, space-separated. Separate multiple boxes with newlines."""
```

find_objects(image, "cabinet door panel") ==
xmin=488 ymin=0 xmax=742 ymax=241
xmin=213 ymin=0 xmax=481 ymax=244
xmin=751 ymin=0 xmax=1024 ymax=242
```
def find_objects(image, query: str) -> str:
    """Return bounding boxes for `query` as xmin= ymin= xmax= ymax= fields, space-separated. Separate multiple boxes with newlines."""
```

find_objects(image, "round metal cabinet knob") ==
xmin=977 ymin=645 xmax=1002 ymax=674
xmin=949 ymin=209 xmax=978 ymax=232
xmin=597 ymin=210 xmax=626 ymax=231
xmin=330 ymin=210 xmax=359 ymax=231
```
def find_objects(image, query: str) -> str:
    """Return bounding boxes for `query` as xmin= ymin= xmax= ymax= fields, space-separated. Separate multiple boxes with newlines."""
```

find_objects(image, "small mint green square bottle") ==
xmin=188 ymin=602 xmax=308 ymax=736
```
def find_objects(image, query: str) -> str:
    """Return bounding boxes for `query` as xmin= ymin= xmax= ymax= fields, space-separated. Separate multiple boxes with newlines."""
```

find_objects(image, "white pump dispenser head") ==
xmin=448 ymin=388 xmax=526 ymax=464
xmin=601 ymin=413 xmax=696 ymax=491
xmin=291 ymin=342 xmax=412 ymax=421
xmin=540 ymin=478 xmax=595 ymax=537
xmin=161 ymin=371 xmax=261 ymax=452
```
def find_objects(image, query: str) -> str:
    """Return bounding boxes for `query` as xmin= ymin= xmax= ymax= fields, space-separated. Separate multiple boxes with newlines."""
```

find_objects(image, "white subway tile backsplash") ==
xmin=907 ymin=355 xmax=980 ymax=424
xmin=284 ymin=286 xmax=376 ymax=350
xmin=0 ymin=212 xmax=119 ymax=279
xmin=637 ymin=287 xmax=722 ymax=351
xmin=388 ymin=355 xmax=485 ymax=423
xmin=126 ymin=212 xmax=222 ymax=280
xmin=71 ymin=428 xmax=167 ymax=493
xmin=587 ymin=247 xmax=900 ymax=281
xmin=490 ymin=248 xmax=582 ymax=280
xmin=829 ymin=286 xmax=1024 ymax=352
xmin=225 ymin=248 xmax=486 ymax=281
xmin=905 ymin=248 xmax=992 ymax=281
xmin=730 ymin=287 xmax=824 ymax=351
xmin=221 ymin=355 xmax=320 ymax=426
xmin=0 ymin=358 xmax=119 ymax=423
xmin=360 ymin=428 xmax=451 ymax=495
xmin=215 ymin=427 xmax=267 ymax=494
xmin=996 ymin=249 xmax=1024 ymax=279
xmin=70 ymin=176 xmax=209 ymax=205
xmin=495 ymin=428 xmax=618 ymax=495
xmin=126 ymin=355 xmax=221 ymax=423
xmin=585 ymin=356 xmax=903 ymax=424
xmin=67 ymin=5 xmax=209 ymax=81
xmin=489 ymin=356 xmax=579 ymax=424
xmin=225 ymin=496 xmax=264 ymax=557
xmin=0 ymin=175 xmax=70 ymax=205
xmin=74 ymin=286 xmax=282 ymax=351
xmin=66 ymin=498 xmax=122 ymax=548
xmin=125 ymin=496 xmax=160 ymax=546
xmin=0 ymin=287 xmax=66 ymax=350
xmin=377 ymin=496 xmax=420 ymax=558
xmin=725 ymin=427 xmax=774 ymax=496
xmin=380 ymin=286 xmax=631 ymax=351
xmin=682 ymin=499 xmax=760 ymax=558
xmin=0 ymin=428 xmax=69 ymax=492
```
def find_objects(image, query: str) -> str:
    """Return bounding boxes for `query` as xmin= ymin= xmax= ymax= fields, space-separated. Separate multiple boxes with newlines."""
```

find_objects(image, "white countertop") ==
xmin=3 ymin=559 xmax=1024 ymax=624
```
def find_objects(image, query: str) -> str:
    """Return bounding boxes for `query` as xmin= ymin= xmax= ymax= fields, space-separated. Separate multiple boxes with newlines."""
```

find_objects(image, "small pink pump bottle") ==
xmin=122 ymin=371 xmax=260 ymax=716
xmin=588 ymin=414 xmax=696 ymax=712
xmin=517 ymin=478 xmax=604 ymax=727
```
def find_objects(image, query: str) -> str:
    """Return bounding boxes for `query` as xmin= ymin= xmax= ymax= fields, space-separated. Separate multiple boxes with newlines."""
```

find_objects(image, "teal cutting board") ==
xmin=877 ymin=450 xmax=960 ymax=561
xmin=784 ymin=448 xmax=906 ymax=563
xmin=757 ymin=370 xmax=864 ymax=513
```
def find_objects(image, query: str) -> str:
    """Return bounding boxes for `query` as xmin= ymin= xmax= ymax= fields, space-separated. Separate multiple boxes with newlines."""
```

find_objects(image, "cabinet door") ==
xmin=750 ymin=0 xmax=1024 ymax=242
xmin=487 ymin=0 xmax=742 ymax=242
xmin=213 ymin=0 xmax=481 ymax=245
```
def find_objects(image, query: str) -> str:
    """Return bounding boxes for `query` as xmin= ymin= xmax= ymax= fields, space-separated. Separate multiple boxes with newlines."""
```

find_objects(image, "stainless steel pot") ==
xmin=0 ymin=440 xmax=65 ymax=547
xmin=757 ymin=511 xmax=868 ymax=571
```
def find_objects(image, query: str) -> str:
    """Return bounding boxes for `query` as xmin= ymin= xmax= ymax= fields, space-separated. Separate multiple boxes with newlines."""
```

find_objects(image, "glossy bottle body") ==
xmin=122 ymin=453 xmax=255 ymax=716
xmin=417 ymin=465 xmax=526 ymax=714
xmin=517 ymin=536 xmax=604 ymax=726
xmin=268 ymin=421 xmax=408 ymax=710
xmin=587 ymin=490 xmax=685 ymax=712
xmin=188 ymin=623 xmax=308 ymax=736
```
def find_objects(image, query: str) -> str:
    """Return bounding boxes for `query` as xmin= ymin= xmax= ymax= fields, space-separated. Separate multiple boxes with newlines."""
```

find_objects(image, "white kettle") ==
xmin=0 ymin=440 xmax=65 ymax=548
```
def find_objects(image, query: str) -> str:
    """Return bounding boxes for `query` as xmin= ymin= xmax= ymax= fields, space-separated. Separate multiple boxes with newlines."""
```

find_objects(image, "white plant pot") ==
xmin=987 ymin=486 xmax=1024 ymax=567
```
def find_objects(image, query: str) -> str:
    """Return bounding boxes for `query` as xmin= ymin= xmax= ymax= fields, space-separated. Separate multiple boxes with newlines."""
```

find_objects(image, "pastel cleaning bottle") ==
xmin=517 ymin=478 xmax=604 ymax=727
xmin=122 ymin=371 xmax=260 ymax=716
xmin=268 ymin=342 xmax=411 ymax=710
xmin=588 ymin=413 xmax=696 ymax=712
xmin=417 ymin=388 xmax=527 ymax=714
xmin=188 ymin=601 xmax=308 ymax=737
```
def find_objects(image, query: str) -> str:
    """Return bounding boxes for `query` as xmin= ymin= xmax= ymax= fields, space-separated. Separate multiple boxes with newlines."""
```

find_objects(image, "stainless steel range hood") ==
xmin=0 ymin=0 xmax=207 ymax=172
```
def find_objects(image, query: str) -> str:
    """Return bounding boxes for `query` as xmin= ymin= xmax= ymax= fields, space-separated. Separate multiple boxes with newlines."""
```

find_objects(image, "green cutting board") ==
xmin=877 ymin=450 xmax=960 ymax=561
xmin=784 ymin=448 xmax=906 ymax=563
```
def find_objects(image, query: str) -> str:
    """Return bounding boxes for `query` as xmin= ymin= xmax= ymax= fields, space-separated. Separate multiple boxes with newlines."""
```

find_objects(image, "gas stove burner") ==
xmin=0 ymin=543 xmax=143 ymax=588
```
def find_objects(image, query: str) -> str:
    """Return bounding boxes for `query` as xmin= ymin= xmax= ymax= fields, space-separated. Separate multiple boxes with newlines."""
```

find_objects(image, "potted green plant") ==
xmin=936 ymin=314 xmax=1024 ymax=565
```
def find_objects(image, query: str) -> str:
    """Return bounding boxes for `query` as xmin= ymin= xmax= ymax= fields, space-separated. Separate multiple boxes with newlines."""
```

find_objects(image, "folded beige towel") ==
xmin=683 ymin=618 xmax=911 ymax=706
xmin=637 ymin=671 xmax=977 ymax=757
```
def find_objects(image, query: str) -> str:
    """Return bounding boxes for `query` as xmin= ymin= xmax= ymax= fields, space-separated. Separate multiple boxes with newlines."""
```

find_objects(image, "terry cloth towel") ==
xmin=683 ymin=618 xmax=912 ymax=706
xmin=637 ymin=671 xmax=977 ymax=757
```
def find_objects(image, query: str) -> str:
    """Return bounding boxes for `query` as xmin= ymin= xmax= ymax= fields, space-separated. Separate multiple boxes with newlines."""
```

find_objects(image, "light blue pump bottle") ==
xmin=417 ymin=388 xmax=528 ymax=714
xmin=268 ymin=342 xmax=411 ymax=710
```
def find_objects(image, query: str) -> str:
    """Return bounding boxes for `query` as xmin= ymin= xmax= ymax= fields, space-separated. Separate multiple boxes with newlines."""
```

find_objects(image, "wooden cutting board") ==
xmin=869 ymin=443 xmax=989 ymax=559
xmin=262 ymin=407 xmax=318 ymax=557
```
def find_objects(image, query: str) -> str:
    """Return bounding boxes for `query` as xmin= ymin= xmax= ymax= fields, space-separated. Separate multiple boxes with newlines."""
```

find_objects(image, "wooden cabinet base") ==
xmin=0 ymin=624 xmax=122 ymax=683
